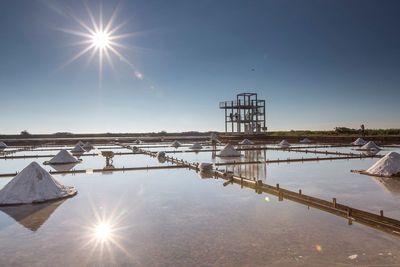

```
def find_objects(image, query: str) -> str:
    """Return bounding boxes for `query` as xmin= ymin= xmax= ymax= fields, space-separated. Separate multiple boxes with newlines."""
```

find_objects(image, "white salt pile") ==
xmin=76 ymin=141 xmax=85 ymax=147
xmin=170 ymin=140 xmax=181 ymax=148
xmin=83 ymin=142 xmax=94 ymax=150
xmin=239 ymin=139 xmax=254 ymax=145
xmin=199 ymin=162 xmax=213 ymax=171
xmin=361 ymin=141 xmax=381 ymax=151
xmin=0 ymin=141 xmax=7 ymax=149
xmin=218 ymin=144 xmax=241 ymax=157
xmin=189 ymin=143 xmax=203 ymax=150
xmin=300 ymin=138 xmax=311 ymax=144
xmin=352 ymin=138 xmax=367 ymax=146
xmin=366 ymin=152 xmax=400 ymax=177
xmin=0 ymin=162 xmax=77 ymax=205
xmin=48 ymin=149 xmax=79 ymax=164
xmin=278 ymin=140 xmax=290 ymax=148
xmin=71 ymin=144 xmax=85 ymax=153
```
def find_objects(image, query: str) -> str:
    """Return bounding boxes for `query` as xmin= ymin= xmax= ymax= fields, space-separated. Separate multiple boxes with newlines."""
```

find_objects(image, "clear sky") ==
xmin=1 ymin=0 xmax=399 ymax=134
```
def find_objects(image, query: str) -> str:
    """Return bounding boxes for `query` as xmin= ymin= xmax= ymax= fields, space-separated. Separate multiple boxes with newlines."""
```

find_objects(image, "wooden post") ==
xmin=276 ymin=183 xmax=280 ymax=190
xmin=299 ymin=189 xmax=302 ymax=195
xmin=380 ymin=210 xmax=384 ymax=217
xmin=347 ymin=208 xmax=352 ymax=217
xmin=332 ymin=198 xmax=337 ymax=208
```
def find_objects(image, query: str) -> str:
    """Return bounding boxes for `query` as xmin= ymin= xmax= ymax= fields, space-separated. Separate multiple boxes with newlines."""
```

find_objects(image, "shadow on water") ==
xmin=0 ymin=199 xmax=67 ymax=231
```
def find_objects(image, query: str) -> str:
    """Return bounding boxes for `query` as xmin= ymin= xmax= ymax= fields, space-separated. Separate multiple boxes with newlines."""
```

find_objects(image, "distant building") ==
xmin=219 ymin=93 xmax=266 ymax=134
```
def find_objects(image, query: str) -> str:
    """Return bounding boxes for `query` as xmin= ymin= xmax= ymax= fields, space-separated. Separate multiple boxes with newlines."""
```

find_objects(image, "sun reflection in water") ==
xmin=93 ymin=221 xmax=113 ymax=242
xmin=78 ymin=202 xmax=134 ymax=264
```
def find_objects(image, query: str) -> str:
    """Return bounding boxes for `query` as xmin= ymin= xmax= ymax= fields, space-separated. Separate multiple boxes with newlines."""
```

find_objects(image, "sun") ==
xmin=92 ymin=31 xmax=110 ymax=49
xmin=59 ymin=2 xmax=135 ymax=83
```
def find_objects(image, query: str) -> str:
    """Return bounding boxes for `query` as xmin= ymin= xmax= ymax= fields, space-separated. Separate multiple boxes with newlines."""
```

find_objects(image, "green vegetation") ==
xmin=268 ymin=128 xmax=400 ymax=136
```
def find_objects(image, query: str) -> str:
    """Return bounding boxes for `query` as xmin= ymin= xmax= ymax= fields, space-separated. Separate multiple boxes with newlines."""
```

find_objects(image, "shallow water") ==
xmin=1 ymin=145 xmax=400 ymax=266
xmin=0 ymin=169 xmax=399 ymax=266
xmin=0 ymin=153 xmax=172 ymax=174
xmin=312 ymin=146 xmax=400 ymax=155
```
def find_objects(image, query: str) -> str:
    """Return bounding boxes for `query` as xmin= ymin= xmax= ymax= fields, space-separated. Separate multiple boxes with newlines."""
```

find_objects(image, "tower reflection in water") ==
xmin=224 ymin=149 xmax=267 ymax=182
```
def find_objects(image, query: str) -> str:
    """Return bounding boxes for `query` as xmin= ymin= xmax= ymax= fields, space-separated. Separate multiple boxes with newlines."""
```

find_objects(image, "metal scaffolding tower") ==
xmin=219 ymin=93 xmax=267 ymax=133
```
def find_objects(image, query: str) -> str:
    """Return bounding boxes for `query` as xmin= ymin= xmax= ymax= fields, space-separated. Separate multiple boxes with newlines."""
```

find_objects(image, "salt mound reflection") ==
xmin=0 ymin=199 xmax=66 ymax=231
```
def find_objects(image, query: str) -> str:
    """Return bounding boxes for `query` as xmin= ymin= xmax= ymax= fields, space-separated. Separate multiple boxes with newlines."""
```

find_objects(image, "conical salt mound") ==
xmin=71 ymin=144 xmax=85 ymax=153
xmin=48 ymin=149 xmax=79 ymax=164
xmin=83 ymin=142 xmax=94 ymax=150
xmin=189 ymin=143 xmax=203 ymax=150
xmin=218 ymin=144 xmax=241 ymax=157
xmin=170 ymin=140 xmax=181 ymax=148
xmin=0 ymin=162 xmax=77 ymax=205
xmin=352 ymin=138 xmax=367 ymax=146
xmin=300 ymin=138 xmax=311 ymax=144
xmin=361 ymin=141 xmax=381 ymax=151
xmin=239 ymin=139 xmax=254 ymax=145
xmin=0 ymin=141 xmax=7 ymax=149
xmin=76 ymin=141 xmax=85 ymax=147
xmin=278 ymin=140 xmax=290 ymax=147
xmin=366 ymin=152 xmax=400 ymax=177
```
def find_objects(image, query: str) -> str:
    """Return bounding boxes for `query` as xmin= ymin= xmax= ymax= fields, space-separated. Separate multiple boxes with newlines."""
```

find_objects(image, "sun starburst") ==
xmin=59 ymin=2 xmax=135 ymax=85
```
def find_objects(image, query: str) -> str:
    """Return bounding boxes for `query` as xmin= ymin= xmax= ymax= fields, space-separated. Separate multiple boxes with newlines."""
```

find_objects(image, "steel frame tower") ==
xmin=219 ymin=93 xmax=266 ymax=133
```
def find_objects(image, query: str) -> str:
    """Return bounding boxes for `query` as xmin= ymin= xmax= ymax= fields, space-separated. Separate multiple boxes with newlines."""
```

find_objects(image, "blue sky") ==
xmin=0 ymin=0 xmax=399 ymax=134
